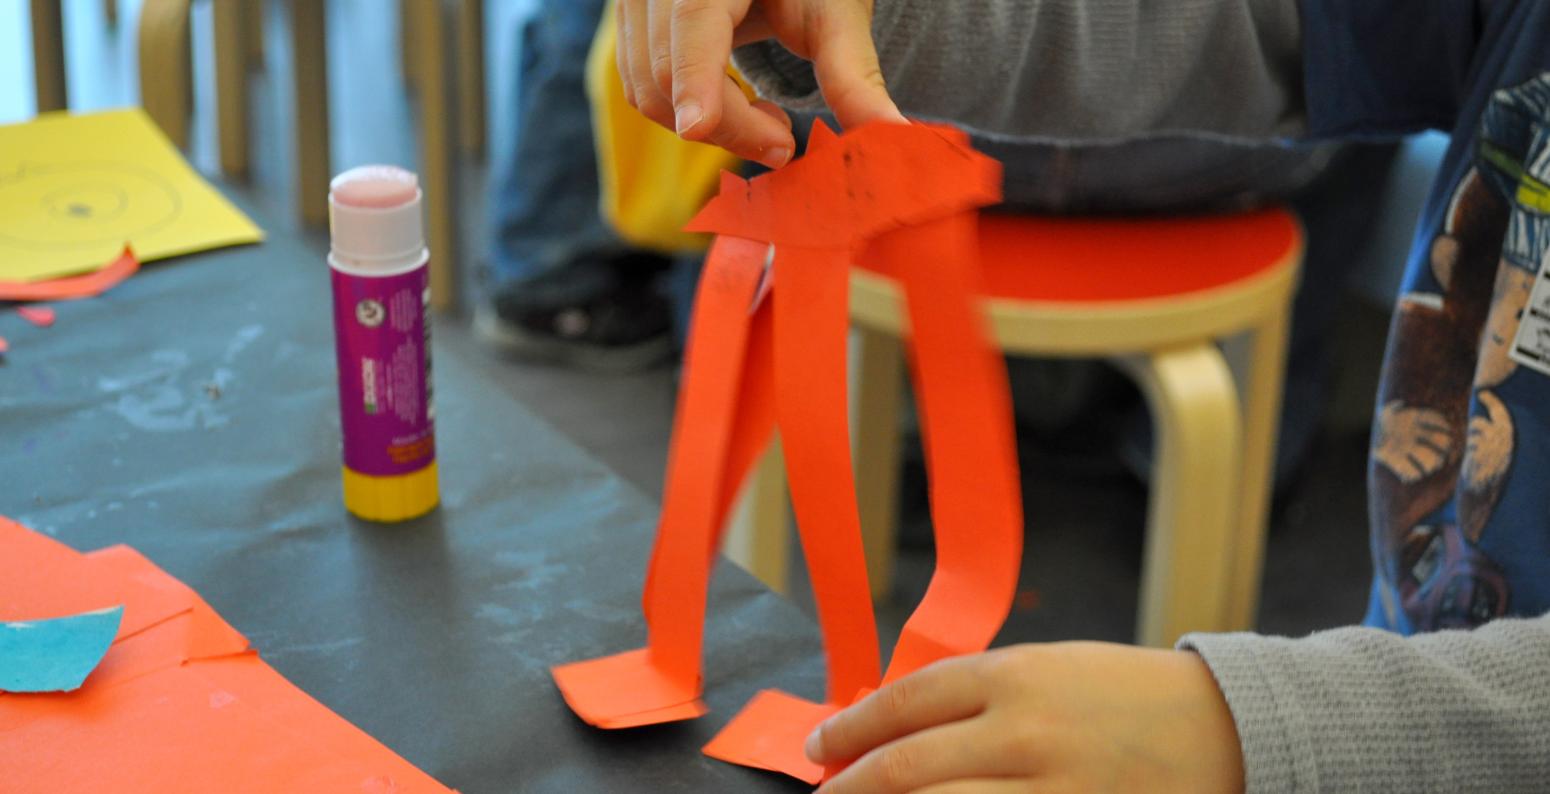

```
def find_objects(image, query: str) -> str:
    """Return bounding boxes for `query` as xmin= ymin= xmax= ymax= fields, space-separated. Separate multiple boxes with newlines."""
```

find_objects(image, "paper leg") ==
xmin=704 ymin=246 xmax=882 ymax=780
xmin=769 ymin=245 xmax=880 ymax=702
xmin=707 ymin=295 xmax=777 ymax=561
xmin=876 ymin=215 xmax=1023 ymax=681
xmin=551 ymin=236 xmax=767 ymax=728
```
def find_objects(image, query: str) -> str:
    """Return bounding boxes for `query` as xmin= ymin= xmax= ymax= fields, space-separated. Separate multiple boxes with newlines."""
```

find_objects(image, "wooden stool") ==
xmin=727 ymin=208 xmax=1303 ymax=647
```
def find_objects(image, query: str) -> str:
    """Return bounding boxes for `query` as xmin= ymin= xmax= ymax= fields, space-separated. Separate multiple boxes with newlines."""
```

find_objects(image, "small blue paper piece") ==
xmin=0 ymin=605 xmax=125 ymax=693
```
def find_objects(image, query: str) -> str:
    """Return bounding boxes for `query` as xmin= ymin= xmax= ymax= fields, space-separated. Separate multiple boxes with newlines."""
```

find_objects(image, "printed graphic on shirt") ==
xmin=1370 ymin=72 xmax=1550 ymax=631
xmin=1371 ymin=170 xmax=1510 ymax=631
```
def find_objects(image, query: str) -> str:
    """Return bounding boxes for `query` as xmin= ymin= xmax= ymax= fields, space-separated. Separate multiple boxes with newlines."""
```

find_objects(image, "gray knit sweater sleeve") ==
xmin=1179 ymin=615 xmax=1550 ymax=793
xmin=731 ymin=0 xmax=1306 ymax=143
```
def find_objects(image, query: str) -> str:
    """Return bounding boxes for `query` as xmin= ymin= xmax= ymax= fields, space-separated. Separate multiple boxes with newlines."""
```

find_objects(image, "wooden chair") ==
xmin=28 ymin=0 xmax=68 ymax=113
xmin=727 ymin=209 xmax=1304 ymax=647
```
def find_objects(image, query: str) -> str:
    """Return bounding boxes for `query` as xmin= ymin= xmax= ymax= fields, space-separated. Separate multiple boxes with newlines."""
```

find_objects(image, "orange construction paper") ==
xmin=770 ymin=243 xmax=880 ymax=704
xmin=0 ymin=528 xmax=187 ymax=644
xmin=0 ymin=518 xmax=456 ymax=793
xmin=552 ymin=235 xmax=769 ymax=727
xmin=1 ymin=659 xmax=451 ymax=793
xmin=0 ymin=245 xmax=139 ymax=302
xmin=83 ymin=544 xmax=250 ymax=657
xmin=865 ymin=215 xmax=1022 ymax=683
xmin=701 ymin=689 xmax=839 ymax=784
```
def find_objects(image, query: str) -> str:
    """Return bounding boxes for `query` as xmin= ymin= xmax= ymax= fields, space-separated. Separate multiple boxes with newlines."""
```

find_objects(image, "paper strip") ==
xmin=869 ymin=215 xmax=1023 ymax=682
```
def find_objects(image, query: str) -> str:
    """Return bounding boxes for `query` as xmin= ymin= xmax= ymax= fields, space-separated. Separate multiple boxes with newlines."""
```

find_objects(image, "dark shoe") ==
xmin=475 ymin=250 xmax=675 ymax=372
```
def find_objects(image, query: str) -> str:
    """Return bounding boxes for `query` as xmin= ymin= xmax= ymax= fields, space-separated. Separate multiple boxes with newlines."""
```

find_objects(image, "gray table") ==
xmin=0 ymin=196 xmax=822 ymax=792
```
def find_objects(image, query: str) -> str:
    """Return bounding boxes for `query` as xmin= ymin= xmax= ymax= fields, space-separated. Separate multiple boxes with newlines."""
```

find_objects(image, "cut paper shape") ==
xmin=0 ymin=606 xmax=124 ymax=693
xmin=0 ymin=517 xmax=453 ymax=793
xmin=700 ymin=689 xmax=839 ymax=784
xmin=553 ymin=121 xmax=1023 ymax=784
xmin=0 ymin=246 xmax=139 ymax=301
xmin=553 ymin=235 xmax=771 ymax=727
xmin=16 ymin=305 xmax=56 ymax=327
xmin=0 ymin=109 xmax=262 ymax=284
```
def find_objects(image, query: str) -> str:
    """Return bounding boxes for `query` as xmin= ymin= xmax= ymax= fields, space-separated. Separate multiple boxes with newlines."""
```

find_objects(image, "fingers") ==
xmin=620 ymin=0 xmax=675 ymax=128
xmin=808 ymin=0 xmax=904 ymax=129
xmin=646 ymin=0 xmax=676 ymax=103
xmin=704 ymin=75 xmax=794 ymax=167
xmin=817 ymin=719 xmax=1032 ymax=794
xmin=668 ymin=0 xmax=792 ymax=164
xmin=669 ymin=0 xmax=746 ymax=137
xmin=807 ymin=655 xmax=989 ymax=765
xmin=912 ymin=782 xmax=1041 ymax=794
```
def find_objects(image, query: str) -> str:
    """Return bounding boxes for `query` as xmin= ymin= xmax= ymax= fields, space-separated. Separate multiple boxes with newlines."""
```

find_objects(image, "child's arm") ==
xmin=1183 ymin=613 xmax=1550 ymax=792
xmin=807 ymin=613 xmax=1550 ymax=792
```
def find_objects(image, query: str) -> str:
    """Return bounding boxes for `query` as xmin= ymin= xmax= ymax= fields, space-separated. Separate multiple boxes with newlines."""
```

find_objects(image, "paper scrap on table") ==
xmin=0 ymin=109 xmax=263 ymax=283
xmin=0 ymin=246 xmax=139 ymax=301
xmin=16 ymin=306 xmax=55 ymax=327
xmin=0 ymin=606 xmax=124 ymax=693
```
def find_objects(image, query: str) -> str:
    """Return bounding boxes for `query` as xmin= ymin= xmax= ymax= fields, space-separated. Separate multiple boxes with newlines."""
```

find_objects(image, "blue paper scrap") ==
xmin=0 ymin=605 xmax=125 ymax=693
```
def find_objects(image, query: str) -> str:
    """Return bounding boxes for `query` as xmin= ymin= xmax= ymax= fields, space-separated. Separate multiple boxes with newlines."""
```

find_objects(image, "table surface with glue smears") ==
xmin=554 ymin=121 xmax=1023 ymax=785
xmin=0 ymin=183 xmax=824 ymax=793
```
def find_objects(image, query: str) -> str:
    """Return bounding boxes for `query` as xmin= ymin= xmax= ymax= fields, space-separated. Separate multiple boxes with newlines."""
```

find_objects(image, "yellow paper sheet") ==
xmin=0 ymin=108 xmax=263 ymax=283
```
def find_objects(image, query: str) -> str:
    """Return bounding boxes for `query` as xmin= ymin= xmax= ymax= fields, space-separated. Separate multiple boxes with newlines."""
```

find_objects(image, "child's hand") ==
xmin=616 ymin=0 xmax=904 ymax=169
xmin=807 ymin=642 xmax=1245 ymax=793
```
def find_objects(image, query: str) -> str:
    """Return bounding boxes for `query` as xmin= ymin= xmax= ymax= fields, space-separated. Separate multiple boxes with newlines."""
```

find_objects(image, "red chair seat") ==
xmin=860 ymin=208 xmax=1300 ymax=303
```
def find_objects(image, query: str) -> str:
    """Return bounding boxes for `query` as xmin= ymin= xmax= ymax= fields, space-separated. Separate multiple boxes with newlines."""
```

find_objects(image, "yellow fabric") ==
xmin=585 ymin=4 xmax=747 ymax=254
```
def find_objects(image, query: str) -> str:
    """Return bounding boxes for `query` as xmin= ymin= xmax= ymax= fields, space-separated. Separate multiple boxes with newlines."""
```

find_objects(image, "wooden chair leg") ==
xmin=245 ymin=0 xmax=266 ymax=67
xmin=412 ymin=0 xmax=460 ymax=312
xmin=724 ymin=440 xmax=791 ymax=594
xmin=456 ymin=0 xmax=485 ymax=158
xmin=289 ymin=0 xmax=330 ymax=226
xmin=1120 ymin=344 xmax=1242 ymax=647
xmin=851 ymin=325 xmax=906 ymax=603
xmin=137 ymin=0 xmax=192 ymax=148
xmin=1225 ymin=301 xmax=1293 ymax=630
xmin=30 ymin=0 xmax=68 ymax=113
xmin=214 ymin=0 xmax=250 ymax=178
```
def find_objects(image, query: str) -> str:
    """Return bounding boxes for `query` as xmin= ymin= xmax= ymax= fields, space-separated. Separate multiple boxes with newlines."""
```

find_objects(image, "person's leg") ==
xmin=486 ymin=0 xmax=614 ymax=284
xmin=480 ymin=0 xmax=674 ymax=371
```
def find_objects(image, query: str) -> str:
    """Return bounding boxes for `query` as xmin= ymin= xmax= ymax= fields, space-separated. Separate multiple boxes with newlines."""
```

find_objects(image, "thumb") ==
xmin=808 ymin=1 xmax=904 ymax=129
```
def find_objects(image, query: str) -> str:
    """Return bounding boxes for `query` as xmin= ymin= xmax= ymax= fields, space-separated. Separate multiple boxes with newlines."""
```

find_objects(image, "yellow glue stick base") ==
xmin=341 ymin=462 xmax=440 ymax=523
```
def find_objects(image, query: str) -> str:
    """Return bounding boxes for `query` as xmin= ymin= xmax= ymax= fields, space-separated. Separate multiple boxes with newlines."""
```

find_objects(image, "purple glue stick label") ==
xmin=331 ymin=265 xmax=435 ymax=476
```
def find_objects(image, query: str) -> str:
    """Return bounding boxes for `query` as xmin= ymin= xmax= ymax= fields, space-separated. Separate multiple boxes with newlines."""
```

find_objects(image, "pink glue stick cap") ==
xmin=328 ymin=165 xmax=426 ymax=272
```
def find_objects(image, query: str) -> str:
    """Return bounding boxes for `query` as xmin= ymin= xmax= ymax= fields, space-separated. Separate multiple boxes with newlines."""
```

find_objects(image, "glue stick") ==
xmin=327 ymin=165 xmax=438 ymax=522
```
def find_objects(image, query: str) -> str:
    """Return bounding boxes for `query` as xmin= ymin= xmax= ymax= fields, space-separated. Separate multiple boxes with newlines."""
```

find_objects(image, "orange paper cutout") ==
xmin=770 ymin=243 xmax=880 ymax=703
xmin=552 ymin=235 xmax=770 ymax=726
xmin=0 ymin=246 xmax=139 ymax=302
xmin=553 ymin=121 xmax=1021 ymax=784
xmin=701 ymin=689 xmax=838 ymax=784
xmin=865 ymin=214 xmax=1022 ymax=683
